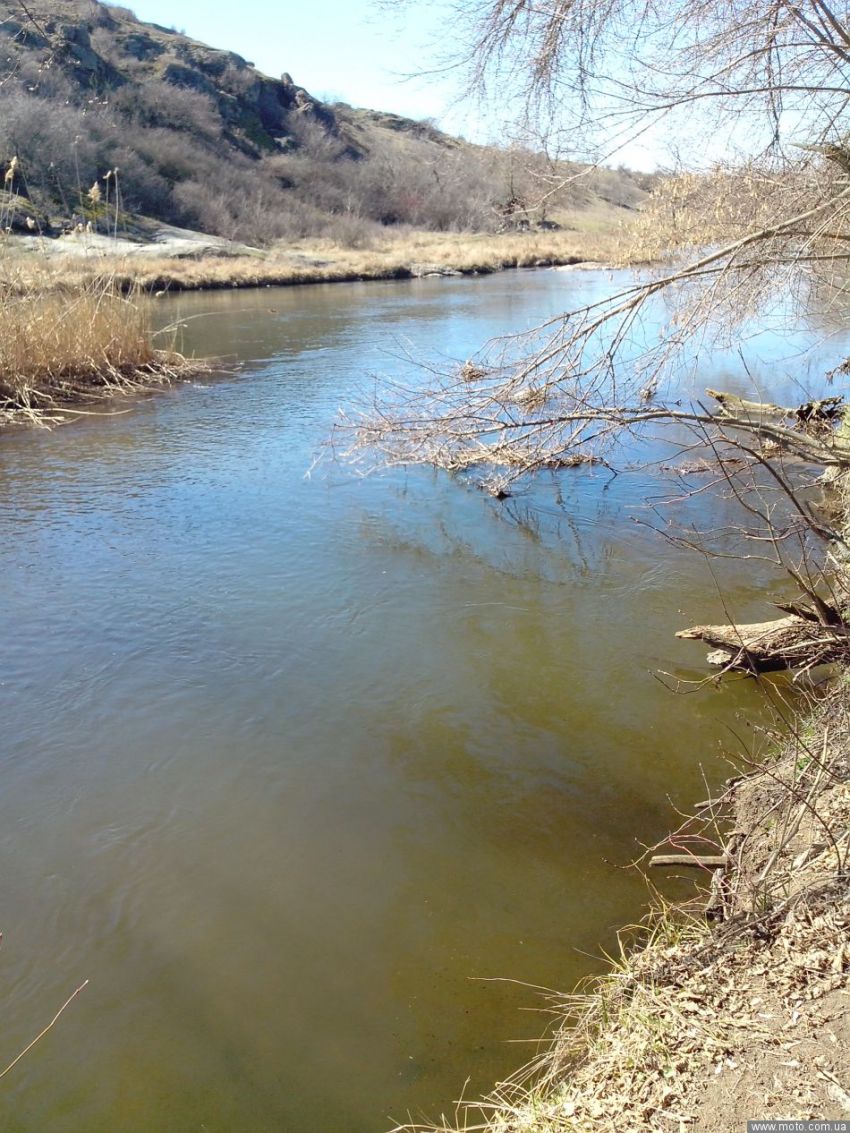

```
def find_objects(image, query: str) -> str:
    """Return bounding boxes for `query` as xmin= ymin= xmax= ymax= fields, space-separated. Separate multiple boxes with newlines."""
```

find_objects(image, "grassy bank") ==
xmin=0 ymin=222 xmax=626 ymax=426
xmin=0 ymin=223 xmax=626 ymax=296
xmin=0 ymin=280 xmax=197 ymax=427
xmin=411 ymin=631 xmax=850 ymax=1129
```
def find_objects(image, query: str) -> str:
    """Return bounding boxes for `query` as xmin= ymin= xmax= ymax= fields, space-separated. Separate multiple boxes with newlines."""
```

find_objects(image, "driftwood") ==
xmin=648 ymin=854 xmax=727 ymax=868
xmin=648 ymin=854 xmax=729 ymax=920
xmin=693 ymin=796 xmax=725 ymax=810
xmin=707 ymin=389 xmax=785 ymax=420
xmin=701 ymin=389 xmax=850 ymax=466
xmin=677 ymin=614 xmax=849 ymax=671
xmin=708 ymin=389 xmax=844 ymax=427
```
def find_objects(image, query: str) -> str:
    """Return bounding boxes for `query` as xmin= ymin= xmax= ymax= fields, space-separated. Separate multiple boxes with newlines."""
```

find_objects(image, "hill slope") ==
xmin=0 ymin=0 xmax=650 ymax=244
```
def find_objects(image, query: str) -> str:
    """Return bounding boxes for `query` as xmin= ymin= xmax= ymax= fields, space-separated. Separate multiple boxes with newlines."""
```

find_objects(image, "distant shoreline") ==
xmin=119 ymin=254 xmax=611 ymax=295
xmin=1 ymin=227 xmax=626 ymax=296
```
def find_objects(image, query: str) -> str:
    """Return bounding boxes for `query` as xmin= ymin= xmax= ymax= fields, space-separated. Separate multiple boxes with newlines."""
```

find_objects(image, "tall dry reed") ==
xmin=0 ymin=277 xmax=193 ymax=426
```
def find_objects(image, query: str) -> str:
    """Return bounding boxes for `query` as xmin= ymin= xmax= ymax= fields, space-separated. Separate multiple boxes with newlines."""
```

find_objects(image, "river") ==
xmin=0 ymin=268 xmax=844 ymax=1132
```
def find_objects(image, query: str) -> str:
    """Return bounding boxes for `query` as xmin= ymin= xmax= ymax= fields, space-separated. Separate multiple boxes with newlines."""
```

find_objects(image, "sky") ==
xmin=125 ymin=0 xmax=476 ymax=134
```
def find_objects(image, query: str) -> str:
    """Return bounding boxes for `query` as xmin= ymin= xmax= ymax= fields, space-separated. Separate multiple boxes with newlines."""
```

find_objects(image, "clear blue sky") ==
xmin=125 ymin=0 xmax=476 ymax=134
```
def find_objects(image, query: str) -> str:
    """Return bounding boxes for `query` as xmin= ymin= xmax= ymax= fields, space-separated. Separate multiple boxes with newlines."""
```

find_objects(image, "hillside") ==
xmin=0 ymin=0 xmax=650 ymax=245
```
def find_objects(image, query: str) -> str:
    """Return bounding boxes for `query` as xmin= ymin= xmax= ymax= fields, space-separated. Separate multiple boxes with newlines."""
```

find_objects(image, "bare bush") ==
xmin=111 ymin=79 xmax=219 ymax=138
xmin=342 ymin=2 xmax=850 ymax=680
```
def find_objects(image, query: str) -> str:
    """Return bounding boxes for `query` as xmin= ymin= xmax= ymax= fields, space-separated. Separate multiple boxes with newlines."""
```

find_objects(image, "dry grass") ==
xmin=0 ymin=222 xmax=629 ymax=296
xmin=0 ymin=212 xmax=631 ymax=428
xmin=0 ymin=277 xmax=197 ymax=427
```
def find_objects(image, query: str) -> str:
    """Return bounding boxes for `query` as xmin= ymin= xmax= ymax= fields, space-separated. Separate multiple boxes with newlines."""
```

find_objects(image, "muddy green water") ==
xmin=0 ymin=270 xmax=844 ymax=1132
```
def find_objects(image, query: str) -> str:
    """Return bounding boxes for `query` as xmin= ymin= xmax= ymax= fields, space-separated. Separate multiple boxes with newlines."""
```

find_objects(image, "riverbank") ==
xmin=0 ymin=223 xmax=624 ymax=427
xmin=421 ymin=611 xmax=850 ymax=1128
xmin=0 ymin=224 xmax=625 ymax=295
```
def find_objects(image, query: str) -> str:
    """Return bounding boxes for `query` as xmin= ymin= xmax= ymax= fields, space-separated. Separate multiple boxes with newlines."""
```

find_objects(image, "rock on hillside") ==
xmin=0 ymin=0 xmax=340 ymax=156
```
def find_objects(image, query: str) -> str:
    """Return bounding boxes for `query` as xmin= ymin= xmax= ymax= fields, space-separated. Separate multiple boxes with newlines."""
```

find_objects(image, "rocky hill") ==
xmin=0 ymin=0 xmax=651 ymax=244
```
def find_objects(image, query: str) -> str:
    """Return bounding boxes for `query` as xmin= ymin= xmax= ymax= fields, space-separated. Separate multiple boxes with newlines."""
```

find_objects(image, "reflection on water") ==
xmin=1 ymin=270 xmax=846 ymax=1132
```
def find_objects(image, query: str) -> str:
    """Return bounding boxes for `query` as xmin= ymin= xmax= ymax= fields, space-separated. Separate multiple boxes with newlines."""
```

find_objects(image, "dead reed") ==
xmin=0 ymin=277 xmax=197 ymax=427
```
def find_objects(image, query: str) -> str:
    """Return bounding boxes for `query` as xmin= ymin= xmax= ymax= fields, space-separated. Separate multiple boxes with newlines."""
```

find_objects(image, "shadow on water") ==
xmin=1 ymin=270 xmax=847 ymax=1131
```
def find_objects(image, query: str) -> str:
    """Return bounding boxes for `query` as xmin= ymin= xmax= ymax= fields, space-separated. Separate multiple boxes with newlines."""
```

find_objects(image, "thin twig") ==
xmin=0 ymin=979 xmax=89 ymax=1082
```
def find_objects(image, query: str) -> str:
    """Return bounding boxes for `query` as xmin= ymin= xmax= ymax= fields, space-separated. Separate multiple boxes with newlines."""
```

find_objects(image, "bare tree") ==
xmin=363 ymin=0 xmax=850 ymax=433
xmin=451 ymin=0 xmax=850 ymax=162
xmin=350 ymin=0 xmax=850 ymax=671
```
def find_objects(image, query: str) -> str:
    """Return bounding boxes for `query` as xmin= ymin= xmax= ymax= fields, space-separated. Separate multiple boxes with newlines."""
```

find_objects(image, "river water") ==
xmin=1 ymin=269 xmax=845 ymax=1132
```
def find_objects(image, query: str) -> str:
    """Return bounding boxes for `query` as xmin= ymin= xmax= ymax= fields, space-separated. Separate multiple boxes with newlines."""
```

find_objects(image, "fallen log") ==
xmin=707 ymin=389 xmax=785 ymax=420
xmin=707 ymin=389 xmax=844 ymax=426
xmin=701 ymin=389 xmax=850 ymax=466
xmin=676 ymin=614 xmax=849 ymax=671
xmin=649 ymin=854 xmax=726 ymax=869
